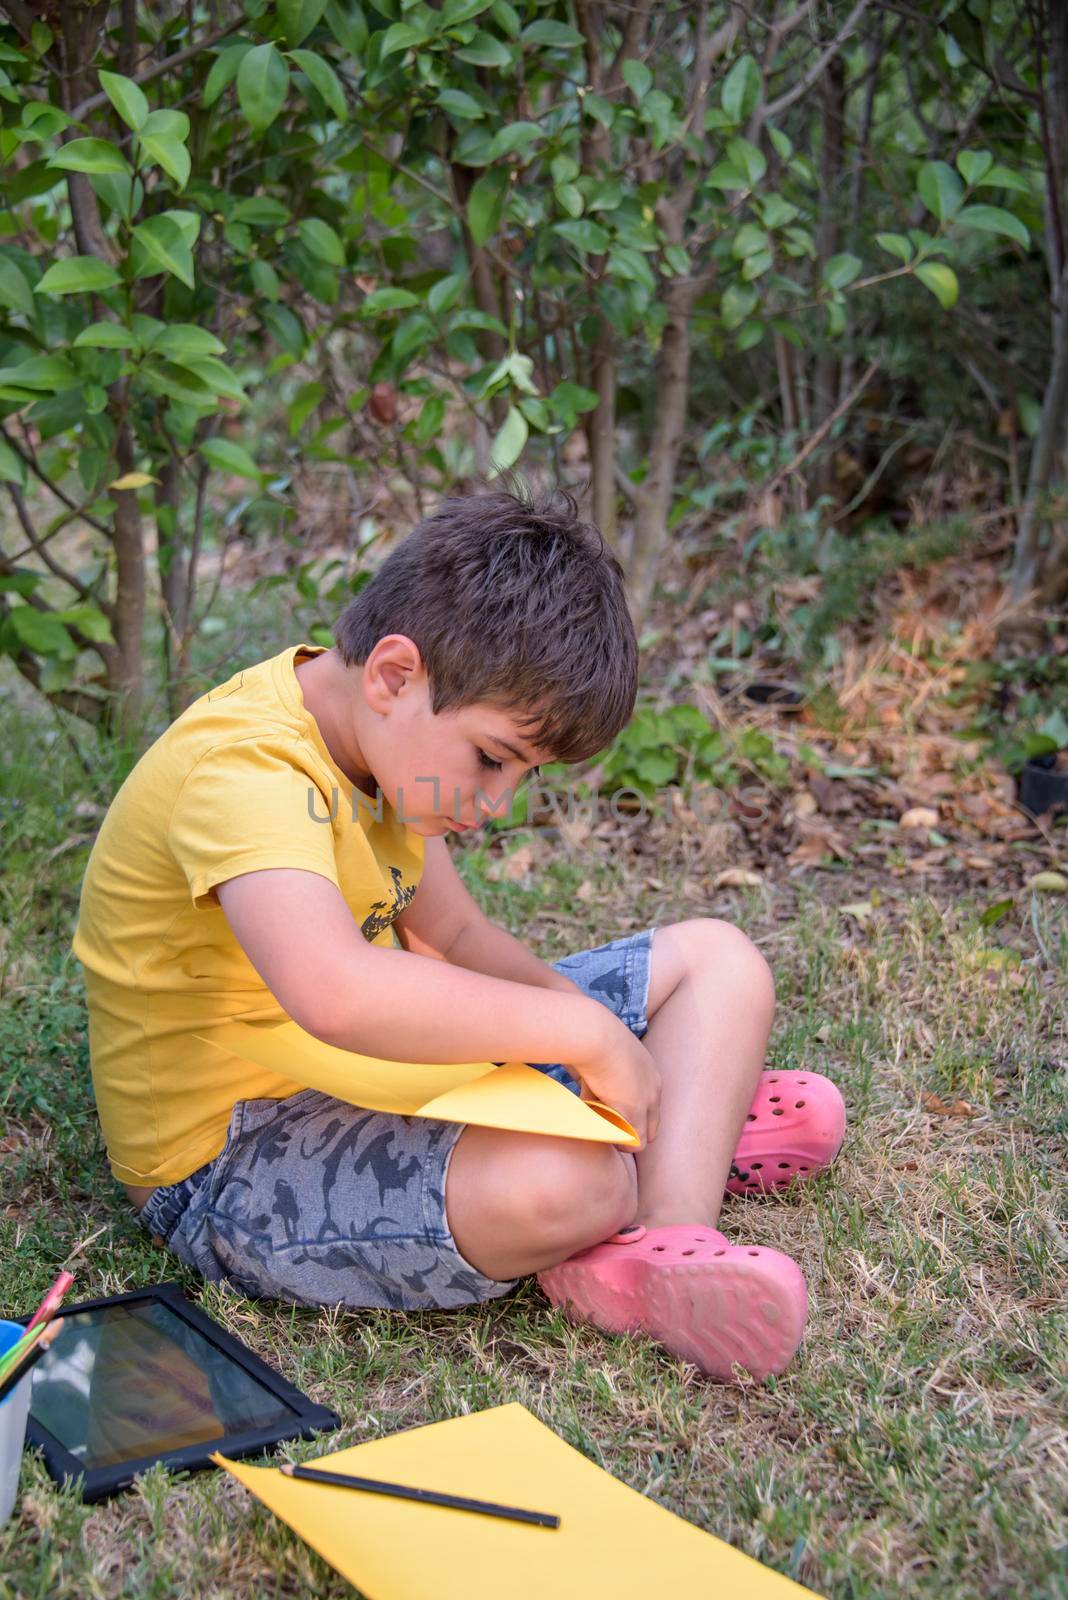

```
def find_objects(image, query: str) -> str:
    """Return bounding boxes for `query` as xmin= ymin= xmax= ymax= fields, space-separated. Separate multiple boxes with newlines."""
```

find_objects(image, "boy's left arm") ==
xmin=393 ymin=835 xmax=581 ymax=995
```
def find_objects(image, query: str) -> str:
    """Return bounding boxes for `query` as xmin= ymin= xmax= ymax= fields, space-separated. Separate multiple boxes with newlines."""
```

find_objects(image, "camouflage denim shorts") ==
xmin=138 ymin=926 xmax=657 ymax=1311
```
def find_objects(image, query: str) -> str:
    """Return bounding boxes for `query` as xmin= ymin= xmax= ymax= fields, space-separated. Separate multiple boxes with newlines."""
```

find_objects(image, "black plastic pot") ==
xmin=1017 ymin=755 xmax=1068 ymax=818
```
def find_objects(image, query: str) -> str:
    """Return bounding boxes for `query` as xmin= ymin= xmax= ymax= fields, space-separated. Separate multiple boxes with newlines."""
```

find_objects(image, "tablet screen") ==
xmin=29 ymin=1299 xmax=300 ymax=1470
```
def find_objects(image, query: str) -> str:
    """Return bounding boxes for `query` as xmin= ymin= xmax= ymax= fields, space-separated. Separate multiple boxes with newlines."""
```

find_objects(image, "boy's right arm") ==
xmin=216 ymin=868 xmax=661 ymax=1144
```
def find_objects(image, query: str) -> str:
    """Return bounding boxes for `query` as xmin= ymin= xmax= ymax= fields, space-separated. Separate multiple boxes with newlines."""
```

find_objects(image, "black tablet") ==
xmin=15 ymin=1281 xmax=340 ymax=1502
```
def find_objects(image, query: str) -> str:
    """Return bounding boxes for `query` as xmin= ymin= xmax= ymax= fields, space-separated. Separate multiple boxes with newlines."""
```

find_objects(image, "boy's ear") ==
xmin=364 ymin=634 xmax=425 ymax=707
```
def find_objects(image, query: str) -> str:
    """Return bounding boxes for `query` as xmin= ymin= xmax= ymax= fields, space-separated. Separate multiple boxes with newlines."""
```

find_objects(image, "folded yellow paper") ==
xmin=212 ymin=1403 xmax=820 ymax=1599
xmin=194 ymin=1019 xmax=639 ymax=1146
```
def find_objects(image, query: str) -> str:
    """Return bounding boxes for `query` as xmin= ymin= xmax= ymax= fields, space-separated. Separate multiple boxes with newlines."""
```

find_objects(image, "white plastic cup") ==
xmin=0 ymin=1319 xmax=34 ymax=1526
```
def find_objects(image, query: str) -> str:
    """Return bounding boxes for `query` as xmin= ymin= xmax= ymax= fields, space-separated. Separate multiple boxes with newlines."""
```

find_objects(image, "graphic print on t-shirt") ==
xmin=361 ymin=865 xmax=417 ymax=942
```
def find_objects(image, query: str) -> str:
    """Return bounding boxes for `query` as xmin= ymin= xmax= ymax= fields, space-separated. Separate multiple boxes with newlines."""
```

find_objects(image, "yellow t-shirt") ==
xmin=72 ymin=642 xmax=425 ymax=1186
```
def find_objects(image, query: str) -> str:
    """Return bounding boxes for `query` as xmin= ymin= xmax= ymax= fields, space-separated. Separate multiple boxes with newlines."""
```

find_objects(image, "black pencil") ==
xmin=280 ymin=1461 xmax=560 ymax=1528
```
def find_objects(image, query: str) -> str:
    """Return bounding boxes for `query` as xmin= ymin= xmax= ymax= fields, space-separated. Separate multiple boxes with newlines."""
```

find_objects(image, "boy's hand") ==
xmin=568 ymin=1013 xmax=661 ymax=1149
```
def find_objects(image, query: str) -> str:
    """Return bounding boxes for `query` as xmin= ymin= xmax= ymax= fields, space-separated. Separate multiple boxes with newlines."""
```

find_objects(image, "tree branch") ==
xmin=67 ymin=19 xmax=245 ymax=123
xmin=754 ymin=0 xmax=873 ymax=128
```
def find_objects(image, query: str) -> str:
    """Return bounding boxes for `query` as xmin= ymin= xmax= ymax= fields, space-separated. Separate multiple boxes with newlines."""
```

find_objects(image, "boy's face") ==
xmin=356 ymin=636 xmax=554 ymax=836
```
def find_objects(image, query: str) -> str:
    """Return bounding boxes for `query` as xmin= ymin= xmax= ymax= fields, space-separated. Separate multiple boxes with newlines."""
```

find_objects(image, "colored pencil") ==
xmin=0 ymin=1318 xmax=62 ymax=1403
xmin=0 ymin=1322 xmax=47 ymax=1387
xmin=279 ymin=1462 xmax=560 ymax=1528
xmin=23 ymin=1270 xmax=74 ymax=1336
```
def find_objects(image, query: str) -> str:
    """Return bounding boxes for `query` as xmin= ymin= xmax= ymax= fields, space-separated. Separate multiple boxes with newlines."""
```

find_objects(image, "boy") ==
xmin=73 ymin=488 xmax=844 ymax=1381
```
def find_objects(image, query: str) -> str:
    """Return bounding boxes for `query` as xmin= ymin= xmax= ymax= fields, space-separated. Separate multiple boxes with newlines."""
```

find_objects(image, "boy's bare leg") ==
xmin=446 ymin=1126 xmax=637 ymax=1281
xmin=632 ymin=918 xmax=774 ymax=1229
xmin=447 ymin=918 xmax=771 ymax=1279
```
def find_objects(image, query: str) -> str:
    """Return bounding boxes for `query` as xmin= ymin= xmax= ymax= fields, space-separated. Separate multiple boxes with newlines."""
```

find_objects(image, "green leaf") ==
xmin=73 ymin=321 xmax=136 ymax=348
xmin=362 ymin=286 xmax=420 ymax=313
xmin=48 ymin=137 xmax=130 ymax=175
xmin=231 ymin=196 xmax=290 ymax=227
xmin=34 ymin=256 xmax=120 ymax=295
xmin=0 ymin=258 xmax=34 ymax=317
xmin=0 ymin=436 xmax=27 ymax=485
xmin=489 ymin=404 xmax=527 ymax=472
xmin=976 ymin=164 xmax=1030 ymax=194
xmin=411 ymin=392 xmax=445 ymax=445
xmin=555 ymin=182 xmax=583 ymax=218
xmin=141 ymin=133 xmax=190 ymax=189
xmin=98 ymin=70 xmax=148 ymax=131
xmin=955 ymin=204 xmax=1029 ymax=249
xmin=520 ymin=19 xmax=583 ymax=46
xmin=823 ymin=252 xmax=862 ymax=289
xmin=289 ymin=49 xmax=347 ymax=117
xmin=917 ymin=159 xmax=963 ymax=223
xmin=380 ymin=22 xmax=425 ymax=57
xmin=721 ymin=282 xmax=758 ymax=330
xmin=455 ymin=32 xmax=511 ymax=67
xmin=250 ymin=259 xmax=281 ymax=301
xmin=875 ymin=232 xmax=913 ymax=264
xmin=735 ymin=320 xmax=764 ymax=351
xmin=721 ymin=53 xmax=761 ymax=124
xmin=392 ymin=313 xmax=434 ymax=364
xmin=467 ymin=168 xmax=507 ymax=245
xmin=55 ymin=602 xmax=114 ymax=643
xmin=706 ymin=162 xmax=747 ymax=191
xmin=199 ymin=437 xmax=264 ymax=481
xmin=179 ymin=356 xmax=247 ymax=404
xmin=727 ymin=136 xmax=766 ymax=185
xmin=279 ymin=0 xmax=328 ymax=46
xmin=298 ymin=216 xmax=345 ymax=264
xmin=10 ymin=605 xmax=75 ymax=658
xmin=150 ymin=324 xmax=226 ymax=358
xmin=428 ymin=273 xmax=464 ymax=315
xmin=555 ymin=218 xmax=609 ymax=254
xmin=287 ymin=379 xmax=326 ymax=434
xmin=731 ymin=223 xmax=768 ymax=259
xmin=132 ymin=214 xmax=195 ymax=289
xmin=956 ymin=149 xmax=993 ymax=185
xmin=0 ymin=355 xmax=78 ymax=391
xmin=437 ymin=88 xmax=485 ymax=121
xmin=914 ymin=261 xmax=958 ymax=309
xmin=622 ymin=59 xmax=652 ymax=100
xmin=486 ymin=121 xmax=541 ymax=160
xmin=237 ymin=43 xmax=289 ymax=134
xmin=202 ymin=43 xmax=253 ymax=108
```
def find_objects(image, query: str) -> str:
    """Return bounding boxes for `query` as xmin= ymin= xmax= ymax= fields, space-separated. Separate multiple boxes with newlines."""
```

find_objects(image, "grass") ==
xmin=0 ymin=659 xmax=1065 ymax=1600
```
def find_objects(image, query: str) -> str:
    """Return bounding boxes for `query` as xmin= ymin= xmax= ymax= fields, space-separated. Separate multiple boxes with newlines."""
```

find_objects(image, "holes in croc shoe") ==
xmin=714 ymin=1248 xmax=726 ymax=1256
xmin=751 ymin=1161 xmax=764 ymax=1170
xmin=798 ymin=1079 xmax=807 ymax=1085
xmin=682 ymin=1249 xmax=695 ymax=1256
xmin=772 ymin=1108 xmax=784 ymax=1116
xmin=778 ymin=1162 xmax=790 ymax=1169
xmin=653 ymin=1246 xmax=665 ymax=1252
xmin=769 ymin=1096 xmax=781 ymax=1103
xmin=746 ymin=1113 xmax=757 ymax=1122
xmin=769 ymin=1077 xmax=778 ymax=1083
xmin=795 ymin=1100 xmax=806 ymax=1108
xmin=800 ymin=1166 xmax=809 ymax=1172
xmin=748 ymin=1250 xmax=759 ymax=1257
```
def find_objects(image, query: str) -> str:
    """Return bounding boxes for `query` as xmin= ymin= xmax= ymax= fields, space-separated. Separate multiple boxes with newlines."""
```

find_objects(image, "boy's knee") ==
xmin=511 ymin=1139 xmax=635 ymax=1253
xmin=450 ymin=1129 xmax=635 ymax=1262
xmin=672 ymin=917 xmax=775 ymax=1010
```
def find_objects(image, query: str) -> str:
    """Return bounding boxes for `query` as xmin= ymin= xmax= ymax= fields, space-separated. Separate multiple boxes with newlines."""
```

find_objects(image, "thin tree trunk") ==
xmin=810 ymin=53 xmax=846 ymax=505
xmin=628 ymin=272 xmax=705 ymax=621
xmin=1012 ymin=260 xmax=1068 ymax=600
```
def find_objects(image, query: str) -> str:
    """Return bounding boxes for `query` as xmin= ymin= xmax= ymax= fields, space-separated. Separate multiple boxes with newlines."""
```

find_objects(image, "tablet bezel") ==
xmin=14 ymin=1280 xmax=340 ymax=1502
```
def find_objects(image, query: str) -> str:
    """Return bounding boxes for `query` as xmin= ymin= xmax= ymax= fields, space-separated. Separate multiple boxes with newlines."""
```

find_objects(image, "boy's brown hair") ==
xmin=333 ymin=483 xmax=637 ymax=763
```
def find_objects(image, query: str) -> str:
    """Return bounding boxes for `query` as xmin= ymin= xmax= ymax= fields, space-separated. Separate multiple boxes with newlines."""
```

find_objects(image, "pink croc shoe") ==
xmin=728 ymin=1070 xmax=846 ymax=1198
xmin=537 ymin=1225 xmax=807 ymax=1381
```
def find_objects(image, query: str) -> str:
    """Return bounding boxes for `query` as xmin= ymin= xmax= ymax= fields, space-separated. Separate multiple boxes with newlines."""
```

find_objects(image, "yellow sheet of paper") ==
xmin=194 ymin=1020 xmax=639 ymax=1147
xmin=212 ymin=1403 xmax=819 ymax=1600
